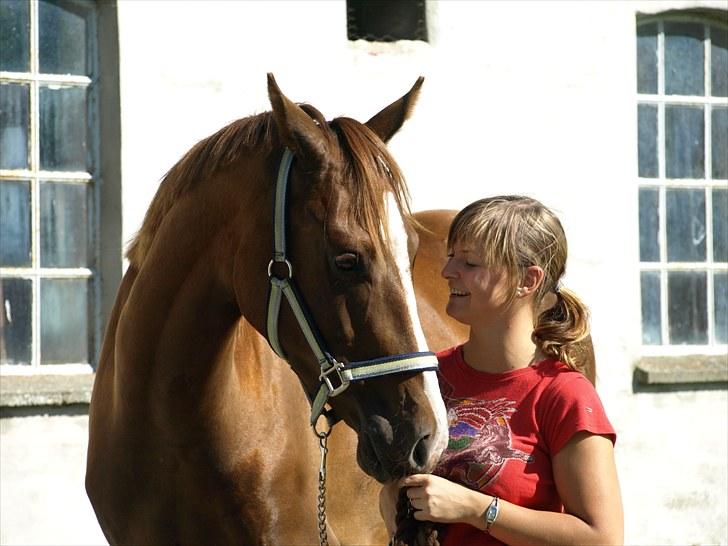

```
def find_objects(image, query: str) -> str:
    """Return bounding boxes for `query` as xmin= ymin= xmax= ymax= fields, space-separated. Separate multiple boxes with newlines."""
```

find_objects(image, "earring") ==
xmin=516 ymin=288 xmax=523 ymax=297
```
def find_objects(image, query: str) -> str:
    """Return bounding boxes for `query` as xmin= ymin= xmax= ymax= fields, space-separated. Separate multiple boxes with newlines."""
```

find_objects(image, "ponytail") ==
xmin=532 ymin=287 xmax=590 ymax=373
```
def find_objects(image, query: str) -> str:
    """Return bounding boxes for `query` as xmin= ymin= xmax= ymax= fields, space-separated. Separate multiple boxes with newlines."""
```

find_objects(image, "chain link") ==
xmin=316 ymin=429 xmax=331 ymax=546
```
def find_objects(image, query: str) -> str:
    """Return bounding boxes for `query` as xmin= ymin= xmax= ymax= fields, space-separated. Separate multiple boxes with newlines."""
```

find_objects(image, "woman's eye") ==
xmin=334 ymin=252 xmax=359 ymax=271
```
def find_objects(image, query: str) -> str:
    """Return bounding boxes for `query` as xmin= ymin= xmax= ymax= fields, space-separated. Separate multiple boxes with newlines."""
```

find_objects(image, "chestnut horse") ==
xmin=86 ymin=75 xmax=451 ymax=545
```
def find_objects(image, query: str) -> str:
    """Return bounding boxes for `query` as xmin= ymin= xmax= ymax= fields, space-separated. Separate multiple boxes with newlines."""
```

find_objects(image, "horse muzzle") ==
xmin=356 ymin=414 xmax=443 ymax=483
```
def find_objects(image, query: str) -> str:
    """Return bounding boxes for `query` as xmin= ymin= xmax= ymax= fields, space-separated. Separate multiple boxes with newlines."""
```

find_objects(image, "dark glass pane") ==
xmin=665 ymin=22 xmax=704 ymax=96
xmin=0 ymin=180 xmax=31 ymax=267
xmin=666 ymin=105 xmax=704 ymax=179
xmin=39 ymin=85 xmax=88 ymax=171
xmin=0 ymin=277 xmax=32 ymax=365
xmin=666 ymin=188 xmax=706 ymax=262
xmin=347 ymin=0 xmax=427 ymax=42
xmin=712 ymin=107 xmax=727 ymax=179
xmin=714 ymin=188 xmax=728 ymax=262
xmin=668 ymin=271 xmax=707 ymax=344
xmin=639 ymin=187 xmax=660 ymax=261
xmin=715 ymin=272 xmax=728 ymax=344
xmin=0 ymin=0 xmax=29 ymax=72
xmin=40 ymin=278 xmax=89 ymax=364
xmin=0 ymin=82 xmax=29 ymax=169
xmin=40 ymin=181 xmax=89 ymax=268
xmin=39 ymin=0 xmax=89 ymax=75
xmin=637 ymin=23 xmax=658 ymax=94
xmin=711 ymin=26 xmax=728 ymax=97
xmin=641 ymin=271 xmax=662 ymax=345
xmin=638 ymin=103 xmax=658 ymax=178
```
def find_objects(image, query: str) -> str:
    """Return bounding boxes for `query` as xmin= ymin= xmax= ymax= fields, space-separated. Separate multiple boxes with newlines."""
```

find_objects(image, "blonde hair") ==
xmin=447 ymin=195 xmax=590 ymax=372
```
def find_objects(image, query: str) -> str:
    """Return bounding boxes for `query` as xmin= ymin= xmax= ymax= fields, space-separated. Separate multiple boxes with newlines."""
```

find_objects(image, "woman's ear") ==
xmin=517 ymin=266 xmax=545 ymax=297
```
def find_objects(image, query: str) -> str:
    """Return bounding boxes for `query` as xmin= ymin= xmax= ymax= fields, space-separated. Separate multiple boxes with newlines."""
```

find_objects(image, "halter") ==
xmin=266 ymin=148 xmax=439 ymax=427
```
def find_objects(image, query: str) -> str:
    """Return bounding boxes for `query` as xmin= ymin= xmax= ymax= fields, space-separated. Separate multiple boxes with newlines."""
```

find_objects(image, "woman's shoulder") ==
xmin=533 ymin=359 xmax=597 ymax=397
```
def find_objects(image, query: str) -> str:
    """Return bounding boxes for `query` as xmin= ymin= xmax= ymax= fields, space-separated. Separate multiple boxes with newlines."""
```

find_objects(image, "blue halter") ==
xmin=266 ymin=148 xmax=439 ymax=427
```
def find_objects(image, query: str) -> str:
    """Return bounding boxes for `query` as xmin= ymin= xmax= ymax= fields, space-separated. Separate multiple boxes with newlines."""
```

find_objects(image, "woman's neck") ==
xmin=462 ymin=305 xmax=538 ymax=374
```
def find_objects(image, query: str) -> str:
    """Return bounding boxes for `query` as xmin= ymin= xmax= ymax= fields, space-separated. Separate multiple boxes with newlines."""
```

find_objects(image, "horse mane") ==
xmin=126 ymin=106 xmax=415 ymax=267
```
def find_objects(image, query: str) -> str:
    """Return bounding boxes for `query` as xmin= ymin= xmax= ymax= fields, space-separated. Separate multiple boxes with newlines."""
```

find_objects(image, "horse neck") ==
xmin=120 ymin=158 xmax=275 ymax=389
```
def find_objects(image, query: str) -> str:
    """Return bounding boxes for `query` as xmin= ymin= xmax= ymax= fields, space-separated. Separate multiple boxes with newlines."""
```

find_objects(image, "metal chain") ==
xmin=316 ymin=429 xmax=331 ymax=546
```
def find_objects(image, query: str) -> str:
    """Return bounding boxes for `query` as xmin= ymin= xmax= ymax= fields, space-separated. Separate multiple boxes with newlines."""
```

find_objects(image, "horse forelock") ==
xmin=328 ymin=117 xmax=415 ymax=259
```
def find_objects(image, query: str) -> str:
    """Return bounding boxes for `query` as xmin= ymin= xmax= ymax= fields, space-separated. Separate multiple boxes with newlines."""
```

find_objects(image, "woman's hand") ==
xmin=400 ymin=474 xmax=488 ymax=526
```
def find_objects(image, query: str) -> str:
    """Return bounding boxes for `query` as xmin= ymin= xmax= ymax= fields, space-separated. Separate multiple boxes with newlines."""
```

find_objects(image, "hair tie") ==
xmin=554 ymin=280 xmax=563 ymax=294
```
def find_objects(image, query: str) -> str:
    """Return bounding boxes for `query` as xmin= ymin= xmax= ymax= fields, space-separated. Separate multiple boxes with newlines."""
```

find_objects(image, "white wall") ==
xmin=3 ymin=1 xmax=725 ymax=545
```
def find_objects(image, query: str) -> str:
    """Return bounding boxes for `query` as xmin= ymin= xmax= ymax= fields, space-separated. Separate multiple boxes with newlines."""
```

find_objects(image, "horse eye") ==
xmin=334 ymin=252 xmax=359 ymax=271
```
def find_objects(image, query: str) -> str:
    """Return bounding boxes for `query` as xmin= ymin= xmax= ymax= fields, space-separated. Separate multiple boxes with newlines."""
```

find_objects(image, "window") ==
xmin=1 ymin=0 xmax=99 ymax=373
xmin=347 ymin=0 xmax=428 ymax=42
xmin=637 ymin=14 xmax=728 ymax=352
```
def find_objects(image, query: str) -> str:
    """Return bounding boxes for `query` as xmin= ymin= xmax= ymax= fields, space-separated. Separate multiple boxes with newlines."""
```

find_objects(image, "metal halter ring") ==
xmin=319 ymin=361 xmax=349 ymax=396
xmin=268 ymin=259 xmax=293 ymax=279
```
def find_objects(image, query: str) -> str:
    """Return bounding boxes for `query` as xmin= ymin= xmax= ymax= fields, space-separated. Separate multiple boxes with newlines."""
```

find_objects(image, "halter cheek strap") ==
xmin=266 ymin=148 xmax=439 ymax=426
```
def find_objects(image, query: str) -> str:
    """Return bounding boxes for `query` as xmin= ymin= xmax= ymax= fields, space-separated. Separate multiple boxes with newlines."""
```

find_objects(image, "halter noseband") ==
xmin=266 ymin=148 xmax=439 ymax=427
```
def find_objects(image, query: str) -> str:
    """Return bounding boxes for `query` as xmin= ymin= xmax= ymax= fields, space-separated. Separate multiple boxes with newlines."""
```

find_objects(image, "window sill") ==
xmin=0 ymin=374 xmax=94 ymax=408
xmin=634 ymin=355 xmax=728 ymax=392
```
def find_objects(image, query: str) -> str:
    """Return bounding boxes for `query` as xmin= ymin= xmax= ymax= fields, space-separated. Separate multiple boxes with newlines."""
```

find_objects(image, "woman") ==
xmin=381 ymin=196 xmax=623 ymax=545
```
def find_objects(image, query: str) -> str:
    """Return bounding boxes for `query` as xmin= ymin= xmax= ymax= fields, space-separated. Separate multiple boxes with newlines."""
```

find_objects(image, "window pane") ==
xmin=0 ymin=82 xmax=29 ymax=170
xmin=39 ymin=85 xmax=88 ymax=171
xmin=0 ymin=0 xmax=29 ymax=72
xmin=711 ymin=26 xmax=728 ymax=98
xmin=40 ymin=278 xmax=89 ymax=364
xmin=347 ymin=0 xmax=428 ymax=42
xmin=40 ymin=181 xmax=89 ymax=268
xmin=39 ymin=0 xmax=88 ymax=76
xmin=639 ymin=187 xmax=660 ymax=261
xmin=714 ymin=188 xmax=728 ymax=263
xmin=638 ymin=103 xmax=658 ymax=178
xmin=0 ymin=277 xmax=32 ymax=365
xmin=641 ymin=271 xmax=662 ymax=345
xmin=715 ymin=272 xmax=728 ymax=344
xmin=712 ymin=107 xmax=727 ymax=179
xmin=665 ymin=22 xmax=704 ymax=96
xmin=668 ymin=271 xmax=707 ymax=344
xmin=665 ymin=105 xmax=704 ymax=179
xmin=637 ymin=23 xmax=658 ymax=94
xmin=666 ymin=188 xmax=706 ymax=262
xmin=0 ymin=180 xmax=31 ymax=267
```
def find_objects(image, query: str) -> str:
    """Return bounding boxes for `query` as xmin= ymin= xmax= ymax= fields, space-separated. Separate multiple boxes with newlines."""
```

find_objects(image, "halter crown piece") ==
xmin=266 ymin=148 xmax=440 ymax=427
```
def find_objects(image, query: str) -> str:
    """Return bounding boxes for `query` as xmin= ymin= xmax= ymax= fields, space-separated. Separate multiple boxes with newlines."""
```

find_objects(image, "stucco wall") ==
xmin=1 ymin=1 xmax=726 ymax=545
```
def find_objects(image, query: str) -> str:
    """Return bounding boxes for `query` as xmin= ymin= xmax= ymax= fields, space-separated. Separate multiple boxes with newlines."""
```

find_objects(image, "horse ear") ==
xmin=267 ymin=73 xmax=328 ymax=169
xmin=365 ymin=77 xmax=424 ymax=143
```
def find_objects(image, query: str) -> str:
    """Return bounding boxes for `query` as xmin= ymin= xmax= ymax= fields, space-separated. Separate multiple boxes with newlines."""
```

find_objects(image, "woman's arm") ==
xmin=401 ymin=432 xmax=623 ymax=546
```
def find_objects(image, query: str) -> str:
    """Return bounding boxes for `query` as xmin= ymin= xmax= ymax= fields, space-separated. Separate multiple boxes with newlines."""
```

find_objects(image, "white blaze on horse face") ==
xmin=383 ymin=192 xmax=449 ymax=466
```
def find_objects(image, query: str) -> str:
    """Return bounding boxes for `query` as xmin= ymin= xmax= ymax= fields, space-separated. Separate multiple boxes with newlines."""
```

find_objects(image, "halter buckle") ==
xmin=320 ymin=360 xmax=349 ymax=397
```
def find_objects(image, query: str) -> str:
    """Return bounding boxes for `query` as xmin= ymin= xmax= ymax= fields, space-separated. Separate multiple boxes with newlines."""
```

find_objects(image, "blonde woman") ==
xmin=381 ymin=196 xmax=623 ymax=546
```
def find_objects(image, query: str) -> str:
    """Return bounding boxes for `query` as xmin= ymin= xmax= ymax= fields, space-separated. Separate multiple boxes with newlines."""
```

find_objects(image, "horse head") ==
xmin=251 ymin=75 xmax=448 ymax=482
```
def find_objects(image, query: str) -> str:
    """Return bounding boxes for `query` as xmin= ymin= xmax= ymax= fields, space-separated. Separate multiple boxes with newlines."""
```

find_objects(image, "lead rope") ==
xmin=316 ymin=427 xmax=331 ymax=546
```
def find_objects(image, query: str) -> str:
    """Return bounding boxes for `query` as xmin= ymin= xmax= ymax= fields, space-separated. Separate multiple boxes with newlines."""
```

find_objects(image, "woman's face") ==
xmin=441 ymin=239 xmax=513 ymax=327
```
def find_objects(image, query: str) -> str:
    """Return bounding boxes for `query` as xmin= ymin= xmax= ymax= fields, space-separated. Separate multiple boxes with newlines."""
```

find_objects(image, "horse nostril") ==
xmin=411 ymin=434 xmax=431 ymax=469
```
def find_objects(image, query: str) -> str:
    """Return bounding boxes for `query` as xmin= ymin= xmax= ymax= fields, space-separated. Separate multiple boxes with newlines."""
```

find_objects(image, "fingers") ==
xmin=399 ymin=473 xmax=431 ymax=488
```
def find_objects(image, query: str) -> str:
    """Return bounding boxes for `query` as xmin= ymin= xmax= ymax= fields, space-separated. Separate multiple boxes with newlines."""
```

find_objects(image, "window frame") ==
xmin=637 ymin=13 xmax=728 ymax=358
xmin=1 ymin=0 xmax=100 ymax=375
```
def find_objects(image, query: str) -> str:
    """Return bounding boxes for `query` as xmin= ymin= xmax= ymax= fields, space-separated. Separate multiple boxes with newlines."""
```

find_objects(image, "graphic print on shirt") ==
xmin=435 ymin=375 xmax=533 ymax=491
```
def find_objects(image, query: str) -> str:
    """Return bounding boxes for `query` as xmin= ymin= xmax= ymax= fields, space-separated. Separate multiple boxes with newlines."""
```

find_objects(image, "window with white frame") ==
xmin=0 ymin=0 xmax=98 ymax=373
xmin=637 ymin=14 xmax=728 ymax=352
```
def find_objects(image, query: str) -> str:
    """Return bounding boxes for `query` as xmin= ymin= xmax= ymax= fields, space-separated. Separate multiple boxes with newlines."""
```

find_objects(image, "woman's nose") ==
xmin=441 ymin=258 xmax=455 ymax=279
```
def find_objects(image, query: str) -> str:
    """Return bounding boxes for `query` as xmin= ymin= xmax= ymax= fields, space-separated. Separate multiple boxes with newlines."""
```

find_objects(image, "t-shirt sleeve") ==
xmin=541 ymin=373 xmax=616 ymax=456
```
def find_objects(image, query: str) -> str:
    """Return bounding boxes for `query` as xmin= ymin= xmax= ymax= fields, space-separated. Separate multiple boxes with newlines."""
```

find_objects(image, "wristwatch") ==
xmin=484 ymin=496 xmax=499 ymax=533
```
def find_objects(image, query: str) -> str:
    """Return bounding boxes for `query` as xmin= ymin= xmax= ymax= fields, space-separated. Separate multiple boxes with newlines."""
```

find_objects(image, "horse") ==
xmin=85 ymin=74 xmax=452 ymax=546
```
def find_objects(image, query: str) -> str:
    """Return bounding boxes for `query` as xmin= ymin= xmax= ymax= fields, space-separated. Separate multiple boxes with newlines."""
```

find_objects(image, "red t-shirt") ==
xmin=434 ymin=345 xmax=616 ymax=546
